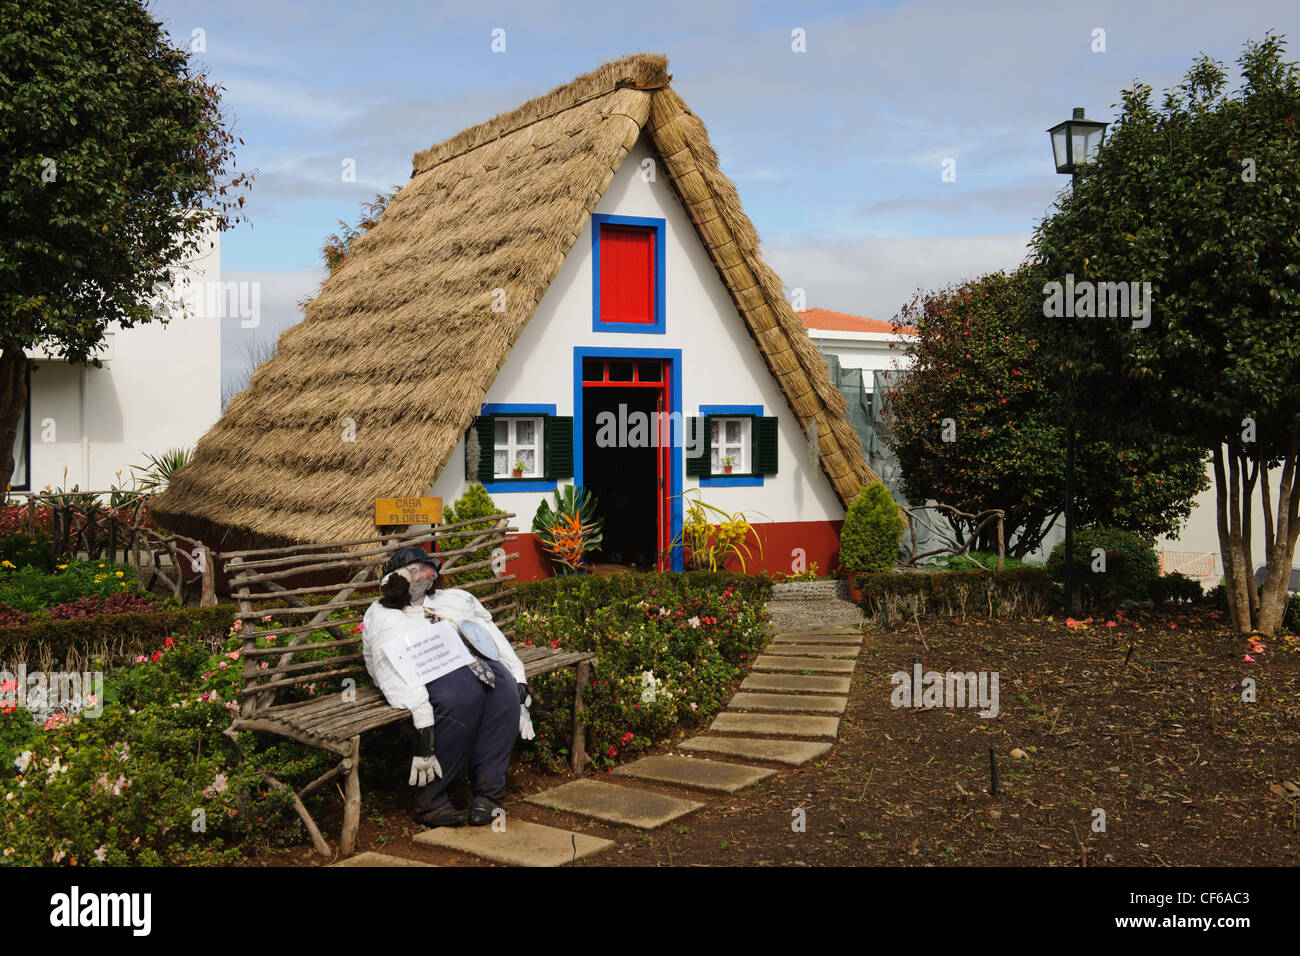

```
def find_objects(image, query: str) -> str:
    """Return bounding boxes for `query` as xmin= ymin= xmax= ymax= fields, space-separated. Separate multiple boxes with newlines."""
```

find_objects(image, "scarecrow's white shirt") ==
xmin=360 ymin=603 xmax=439 ymax=730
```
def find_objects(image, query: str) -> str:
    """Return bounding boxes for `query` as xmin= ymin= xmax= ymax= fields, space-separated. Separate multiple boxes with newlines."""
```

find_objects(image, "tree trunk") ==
xmin=1256 ymin=440 xmax=1300 ymax=637
xmin=1212 ymin=445 xmax=1251 ymax=634
xmin=0 ymin=342 xmax=27 ymax=493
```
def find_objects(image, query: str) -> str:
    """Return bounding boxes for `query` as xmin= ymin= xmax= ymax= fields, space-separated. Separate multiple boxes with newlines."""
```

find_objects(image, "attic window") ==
xmin=592 ymin=214 xmax=666 ymax=334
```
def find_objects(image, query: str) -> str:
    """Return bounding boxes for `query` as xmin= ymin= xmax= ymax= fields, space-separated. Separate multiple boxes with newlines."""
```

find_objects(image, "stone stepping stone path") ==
xmin=741 ymin=673 xmax=851 ymax=694
xmin=414 ymin=819 xmax=615 ymax=867
xmin=728 ymin=691 xmax=847 ymax=714
xmin=389 ymin=587 xmax=867 ymax=866
xmin=524 ymin=779 xmax=703 ymax=829
xmin=752 ymin=655 xmax=856 ymax=673
xmin=677 ymin=736 xmax=833 ymax=765
xmin=710 ymin=711 xmax=841 ymax=738
xmin=758 ymin=644 xmax=858 ymax=659
xmin=613 ymin=754 xmax=775 ymax=793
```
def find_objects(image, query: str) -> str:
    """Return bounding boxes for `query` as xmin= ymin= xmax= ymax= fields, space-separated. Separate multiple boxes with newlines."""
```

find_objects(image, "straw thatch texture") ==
xmin=151 ymin=54 xmax=879 ymax=549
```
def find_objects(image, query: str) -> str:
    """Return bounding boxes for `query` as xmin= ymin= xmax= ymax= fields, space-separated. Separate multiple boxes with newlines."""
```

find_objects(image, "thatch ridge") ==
xmin=151 ymin=55 xmax=878 ymax=548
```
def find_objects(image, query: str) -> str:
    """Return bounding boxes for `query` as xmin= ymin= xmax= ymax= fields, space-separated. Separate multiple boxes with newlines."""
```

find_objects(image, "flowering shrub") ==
xmin=47 ymin=592 xmax=159 ymax=620
xmin=0 ymin=559 xmax=146 ymax=619
xmin=0 ymin=626 xmax=341 ymax=866
xmin=514 ymin=572 xmax=772 ymax=771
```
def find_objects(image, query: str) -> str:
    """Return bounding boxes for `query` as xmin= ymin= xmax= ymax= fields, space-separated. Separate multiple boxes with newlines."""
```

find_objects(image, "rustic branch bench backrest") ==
xmin=220 ymin=517 xmax=518 ymax=719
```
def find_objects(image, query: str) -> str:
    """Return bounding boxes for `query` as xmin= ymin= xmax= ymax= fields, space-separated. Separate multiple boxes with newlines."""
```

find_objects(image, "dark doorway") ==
xmin=583 ymin=384 xmax=659 ymax=568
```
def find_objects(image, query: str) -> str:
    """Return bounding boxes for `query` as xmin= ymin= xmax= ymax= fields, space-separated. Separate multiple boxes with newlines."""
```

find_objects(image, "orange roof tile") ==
xmin=797 ymin=308 xmax=914 ymax=335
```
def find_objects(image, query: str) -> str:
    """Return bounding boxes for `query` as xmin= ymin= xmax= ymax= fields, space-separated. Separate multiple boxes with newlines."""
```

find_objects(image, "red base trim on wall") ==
xmin=500 ymin=520 xmax=845 ymax=581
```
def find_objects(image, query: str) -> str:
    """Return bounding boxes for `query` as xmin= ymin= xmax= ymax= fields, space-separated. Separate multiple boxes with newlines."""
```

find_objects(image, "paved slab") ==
xmin=525 ymin=779 xmax=704 ymax=829
xmin=759 ymin=644 xmax=858 ymax=659
xmin=678 ymin=736 xmax=833 ymax=766
xmin=614 ymin=754 xmax=775 ymax=793
xmin=768 ymin=627 xmax=861 ymax=636
xmin=331 ymin=851 xmax=435 ymax=867
xmin=771 ymin=633 xmax=862 ymax=645
xmin=728 ymin=692 xmax=847 ymax=714
xmin=741 ymin=673 xmax=852 ymax=694
xmin=753 ymin=655 xmax=855 ymax=674
xmin=710 ymin=711 xmax=840 ymax=738
xmin=413 ymin=819 xmax=614 ymax=867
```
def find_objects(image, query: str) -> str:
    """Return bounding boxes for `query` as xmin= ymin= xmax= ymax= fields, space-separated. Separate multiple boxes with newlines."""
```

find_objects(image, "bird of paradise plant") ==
xmin=664 ymin=490 xmax=769 ymax=572
xmin=532 ymin=484 xmax=604 ymax=574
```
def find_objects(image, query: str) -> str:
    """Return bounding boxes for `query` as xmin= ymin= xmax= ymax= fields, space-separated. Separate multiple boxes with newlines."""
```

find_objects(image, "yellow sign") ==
xmin=374 ymin=497 xmax=443 ymax=527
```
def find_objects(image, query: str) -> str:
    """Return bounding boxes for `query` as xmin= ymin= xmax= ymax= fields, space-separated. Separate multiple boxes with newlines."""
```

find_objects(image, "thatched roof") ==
xmin=151 ymin=54 xmax=881 ymax=549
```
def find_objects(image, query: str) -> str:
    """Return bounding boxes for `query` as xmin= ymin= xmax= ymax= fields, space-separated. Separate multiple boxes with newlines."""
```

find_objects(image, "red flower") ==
xmin=150 ymin=651 xmax=161 ymax=662
xmin=607 ymin=745 xmax=618 ymax=758
xmin=621 ymin=732 xmax=634 ymax=744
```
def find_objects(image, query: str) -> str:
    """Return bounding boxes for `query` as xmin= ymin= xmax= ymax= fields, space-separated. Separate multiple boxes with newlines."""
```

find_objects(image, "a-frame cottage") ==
xmin=151 ymin=54 xmax=882 ymax=579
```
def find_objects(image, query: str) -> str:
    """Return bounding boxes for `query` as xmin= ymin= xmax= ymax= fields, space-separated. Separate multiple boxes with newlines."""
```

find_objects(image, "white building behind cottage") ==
xmin=10 ymin=225 xmax=223 ymax=495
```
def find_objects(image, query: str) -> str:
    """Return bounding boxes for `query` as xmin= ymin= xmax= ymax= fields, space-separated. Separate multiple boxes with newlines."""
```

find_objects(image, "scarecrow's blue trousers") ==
xmin=411 ymin=659 xmax=519 ymax=815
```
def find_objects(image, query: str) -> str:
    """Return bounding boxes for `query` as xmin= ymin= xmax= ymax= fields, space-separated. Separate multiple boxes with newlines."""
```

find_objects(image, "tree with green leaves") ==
xmin=1029 ymin=33 xmax=1300 ymax=635
xmin=0 ymin=0 xmax=250 ymax=485
xmin=882 ymin=267 xmax=1208 ymax=558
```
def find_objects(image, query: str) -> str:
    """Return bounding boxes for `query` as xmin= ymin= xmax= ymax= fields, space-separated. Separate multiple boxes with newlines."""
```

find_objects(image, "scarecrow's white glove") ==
xmin=518 ymin=686 xmax=536 ymax=741
xmin=410 ymin=726 xmax=443 ymax=786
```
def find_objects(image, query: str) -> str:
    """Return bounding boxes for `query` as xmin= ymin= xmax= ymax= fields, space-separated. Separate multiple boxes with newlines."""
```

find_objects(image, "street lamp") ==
xmin=1048 ymin=107 xmax=1108 ymax=177
xmin=1048 ymin=106 xmax=1108 ymax=617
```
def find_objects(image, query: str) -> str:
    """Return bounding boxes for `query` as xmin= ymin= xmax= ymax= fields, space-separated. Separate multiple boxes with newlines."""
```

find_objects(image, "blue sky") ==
xmin=145 ymin=0 xmax=1299 ymax=390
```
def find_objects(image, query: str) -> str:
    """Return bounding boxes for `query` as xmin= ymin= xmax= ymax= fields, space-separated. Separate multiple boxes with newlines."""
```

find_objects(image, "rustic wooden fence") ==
xmin=901 ymin=504 xmax=1007 ymax=570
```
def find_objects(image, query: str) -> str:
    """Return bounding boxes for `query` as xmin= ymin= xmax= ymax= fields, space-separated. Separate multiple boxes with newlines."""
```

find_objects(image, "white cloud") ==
xmin=766 ymin=233 xmax=1033 ymax=323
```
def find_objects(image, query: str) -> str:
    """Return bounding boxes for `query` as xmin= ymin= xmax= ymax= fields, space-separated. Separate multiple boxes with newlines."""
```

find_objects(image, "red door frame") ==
xmin=580 ymin=357 xmax=671 ymax=570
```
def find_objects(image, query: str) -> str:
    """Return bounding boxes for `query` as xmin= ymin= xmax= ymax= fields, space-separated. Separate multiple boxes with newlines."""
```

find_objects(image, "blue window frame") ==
xmin=573 ymin=346 xmax=683 ymax=571
xmin=699 ymin=404 xmax=765 ymax=487
xmin=591 ymin=213 xmax=666 ymax=334
xmin=478 ymin=403 xmax=558 ymax=493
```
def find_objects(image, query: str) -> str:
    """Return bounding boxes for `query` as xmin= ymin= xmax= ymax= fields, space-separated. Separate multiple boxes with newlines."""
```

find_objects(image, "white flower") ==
xmin=211 ymin=772 xmax=227 ymax=794
xmin=93 ymin=845 xmax=107 ymax=862
xmin=13 ymin=750 xmax=31 ymax=773
xmin=687 ymin=616 xmax=701 ymax=628
xmin=690 ymin=702 xmax=698 ymax=712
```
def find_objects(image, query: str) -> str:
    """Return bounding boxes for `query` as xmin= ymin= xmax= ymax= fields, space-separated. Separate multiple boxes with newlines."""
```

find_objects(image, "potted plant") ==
xmin=532 ymin=484 xmax=604 ymax=574
xmin=512 ymin=459 xmax=526 ymax=478
xmin=721 ymin=456 xmax=735 ymax=474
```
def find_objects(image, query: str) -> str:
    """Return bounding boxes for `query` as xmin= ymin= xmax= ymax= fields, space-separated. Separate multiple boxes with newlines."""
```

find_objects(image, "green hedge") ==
xmin=0 ymin=605 xmax=237 ymax=671
xmin=516 ymin=570 xmax=772 ymax=615
xmin=1045 ymin=527 xmax=1159 ymax=611
xmin=852 ymin=567 xmax=1054 ymax=621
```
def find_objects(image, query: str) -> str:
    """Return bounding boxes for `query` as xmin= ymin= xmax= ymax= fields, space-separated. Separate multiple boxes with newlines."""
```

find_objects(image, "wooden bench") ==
xmin=217 ymin=523 xmax=596 ymax=858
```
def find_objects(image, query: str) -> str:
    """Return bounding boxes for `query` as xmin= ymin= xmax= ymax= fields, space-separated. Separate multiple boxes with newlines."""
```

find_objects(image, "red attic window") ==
xmin=599 ymin=224 xmax=655 ymax=324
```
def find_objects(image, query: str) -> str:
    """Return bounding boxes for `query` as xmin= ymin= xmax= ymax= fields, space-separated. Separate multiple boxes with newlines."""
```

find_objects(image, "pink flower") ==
xmin=1105 ymin=620 xmax=1118 ymax=628
xmin=226 ymin=651 xmax=239 ymax=660
xmin=1244 ymin=654 xmax=1256 ymax=663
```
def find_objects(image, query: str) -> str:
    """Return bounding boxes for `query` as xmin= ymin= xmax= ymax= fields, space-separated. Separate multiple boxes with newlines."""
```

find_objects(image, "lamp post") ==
xmin=1047 ymin=107 xmax=1107 ymax=616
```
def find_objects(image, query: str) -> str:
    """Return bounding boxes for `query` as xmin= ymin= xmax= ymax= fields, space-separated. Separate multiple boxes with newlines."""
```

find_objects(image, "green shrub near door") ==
xmin=839 ymin=483 xmax=904 ymax=573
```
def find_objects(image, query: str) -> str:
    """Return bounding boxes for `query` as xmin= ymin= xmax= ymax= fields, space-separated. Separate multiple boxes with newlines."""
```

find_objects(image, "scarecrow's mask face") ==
xmin=406 ymin=563 xmax=437 ymax=602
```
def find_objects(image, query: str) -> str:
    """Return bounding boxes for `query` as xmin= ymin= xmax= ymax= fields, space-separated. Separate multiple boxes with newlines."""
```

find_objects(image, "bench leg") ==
xmin=340 ymin=735 xmax=362 ymax=858
xmin=572 ymin=660 xmax=590 ymax=774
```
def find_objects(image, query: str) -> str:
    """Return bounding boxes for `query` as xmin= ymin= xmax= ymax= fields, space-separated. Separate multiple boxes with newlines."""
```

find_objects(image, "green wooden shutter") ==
xmin=755 ymin=416 xmax=779 ymax=475
xmin=685 ymin=415 xmax=712 ymax=477
xmin=467 ymin=416 xmax=495 ymax=482
xmin=544 ymin=416 xmax=574 ymax=479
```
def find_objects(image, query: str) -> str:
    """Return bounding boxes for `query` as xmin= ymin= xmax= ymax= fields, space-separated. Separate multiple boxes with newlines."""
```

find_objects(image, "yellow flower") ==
xmin=0 ymin=560 xmax=13 ymax=568
xmin=115 ymin=571 xmax=124 ymax=578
